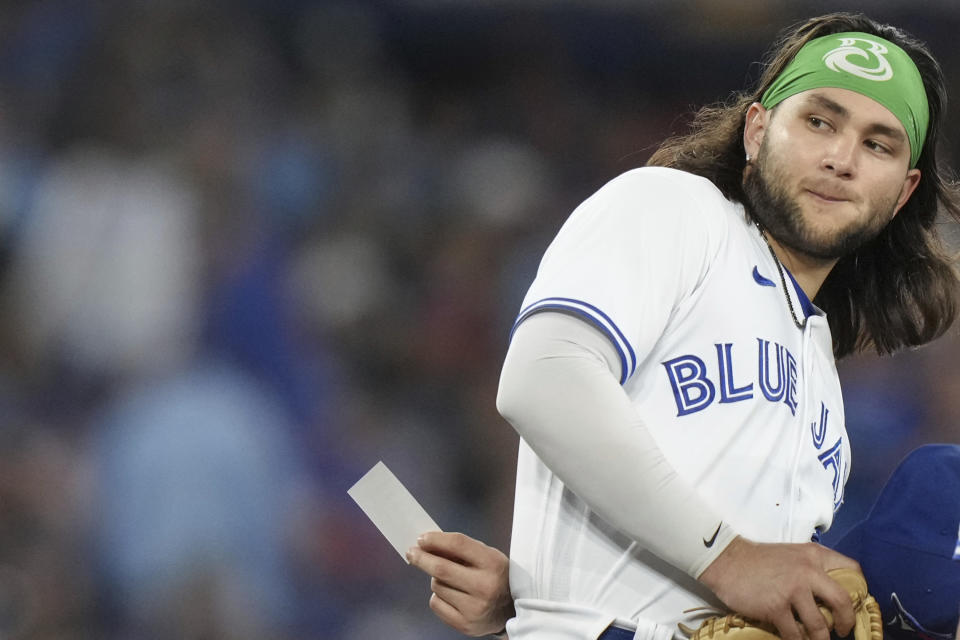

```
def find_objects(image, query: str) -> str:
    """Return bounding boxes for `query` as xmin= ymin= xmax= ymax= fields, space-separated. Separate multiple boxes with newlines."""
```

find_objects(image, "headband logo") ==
xmin=822 ymin=37 xmax=894 ymax=81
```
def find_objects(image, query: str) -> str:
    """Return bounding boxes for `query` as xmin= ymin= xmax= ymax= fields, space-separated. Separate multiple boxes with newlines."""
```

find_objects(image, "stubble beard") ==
xmin=742 ymin=142 xmax=899 ymax=261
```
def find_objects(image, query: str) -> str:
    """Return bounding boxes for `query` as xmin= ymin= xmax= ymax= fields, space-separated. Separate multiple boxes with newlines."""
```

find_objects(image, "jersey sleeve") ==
xmin=515 ymin=167 xmax=727 ymax=383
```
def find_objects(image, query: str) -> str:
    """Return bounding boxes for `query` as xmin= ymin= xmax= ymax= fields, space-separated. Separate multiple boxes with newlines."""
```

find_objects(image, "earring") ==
xmin=745 ymin=153 xmax=752 ymax=163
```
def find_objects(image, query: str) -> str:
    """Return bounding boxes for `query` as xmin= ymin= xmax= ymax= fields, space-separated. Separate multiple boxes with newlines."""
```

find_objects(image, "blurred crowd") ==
xmin=0 ymin=1 xmax=956 ymax=638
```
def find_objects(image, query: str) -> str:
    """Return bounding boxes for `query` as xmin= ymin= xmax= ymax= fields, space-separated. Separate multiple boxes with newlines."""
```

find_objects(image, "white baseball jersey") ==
xmin=506 ymin=167 xmax=850 ymax=638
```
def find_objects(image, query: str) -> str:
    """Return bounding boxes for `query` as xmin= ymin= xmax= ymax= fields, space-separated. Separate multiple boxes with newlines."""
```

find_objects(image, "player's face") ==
xmin=743 ymin=87 xmax=921 ymax=261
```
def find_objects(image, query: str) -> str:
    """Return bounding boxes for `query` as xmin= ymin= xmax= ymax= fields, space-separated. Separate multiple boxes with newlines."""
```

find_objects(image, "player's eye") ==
xmin=864 ymin=140 xmax=890 ymax=154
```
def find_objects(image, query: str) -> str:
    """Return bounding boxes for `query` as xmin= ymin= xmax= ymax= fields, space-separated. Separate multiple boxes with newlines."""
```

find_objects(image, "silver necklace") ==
xmin=754 ymin=220 xmax=807 ymax=330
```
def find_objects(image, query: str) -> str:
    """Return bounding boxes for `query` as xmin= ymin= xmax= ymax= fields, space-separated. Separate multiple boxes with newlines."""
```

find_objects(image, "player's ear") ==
xmin=892 ymin=168 xmax=922 ymax=217
xmin=743 ymin=102 xmax=768 ymax=161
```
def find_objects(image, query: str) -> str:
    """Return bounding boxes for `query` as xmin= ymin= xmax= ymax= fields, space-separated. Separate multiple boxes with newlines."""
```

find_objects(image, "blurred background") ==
xmin=0 ymin=0 xmax=957 ymax=638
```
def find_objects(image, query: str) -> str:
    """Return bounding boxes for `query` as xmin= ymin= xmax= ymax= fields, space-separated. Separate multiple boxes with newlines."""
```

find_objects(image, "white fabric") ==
xmin=500 ymin=167 xmax=849 ymax=639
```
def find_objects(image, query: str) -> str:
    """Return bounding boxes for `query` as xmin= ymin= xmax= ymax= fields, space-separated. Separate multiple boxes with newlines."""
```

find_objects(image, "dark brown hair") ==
xmin=647 ymin=12 xmax=960 ymax=358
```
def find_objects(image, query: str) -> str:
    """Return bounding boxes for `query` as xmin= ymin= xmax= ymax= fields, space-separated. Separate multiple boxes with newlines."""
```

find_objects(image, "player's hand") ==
xmin=698 ymin=536 xmax=861 ymax=640
xmin=407 ymin=531 xmax=514 ymax=637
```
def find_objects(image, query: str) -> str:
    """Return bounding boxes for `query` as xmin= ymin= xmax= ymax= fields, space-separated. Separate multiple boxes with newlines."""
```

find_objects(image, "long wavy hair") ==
xmin=647 ymin=12 xmax=960 ymax=358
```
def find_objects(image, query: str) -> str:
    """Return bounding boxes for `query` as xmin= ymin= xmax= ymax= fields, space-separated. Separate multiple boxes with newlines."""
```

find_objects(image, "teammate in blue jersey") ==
xmin=408 ymin=11 xmax=960 ymax=640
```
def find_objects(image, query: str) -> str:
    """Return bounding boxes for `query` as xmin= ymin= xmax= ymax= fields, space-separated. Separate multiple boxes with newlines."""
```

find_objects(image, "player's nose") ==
xmin=820 ymin=136 xmax=858 ymax=178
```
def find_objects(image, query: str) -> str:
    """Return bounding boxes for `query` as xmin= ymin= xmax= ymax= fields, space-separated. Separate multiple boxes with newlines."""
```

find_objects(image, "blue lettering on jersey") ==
xmin=810 ymin=402 xmax=828 ymax=449
xmin=758 ymin=338 xmax=785 ymax=402
xmin=716 ymin=343 xmax=753 ymax=403
xmin=818 ymin=438 xmax=845 ymax=510
xmin=663 ymin=355 xmax=716 ymax=416
xmin=663 ymin=341 xmax=844 ymax=511
xmin=757 ymin=338 xmax=798 ymax=415
xmin=784 ymin=351 xmax=798 ymax=415
xmin=664 ymin=339 xmax=797 ymax=416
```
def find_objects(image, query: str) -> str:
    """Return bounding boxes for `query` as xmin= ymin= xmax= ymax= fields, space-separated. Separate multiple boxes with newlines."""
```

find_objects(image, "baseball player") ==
xmin=408 ymin=445 xmax=960 ymax=639
xmin=409 ymin=11 xmax=959 ymax=640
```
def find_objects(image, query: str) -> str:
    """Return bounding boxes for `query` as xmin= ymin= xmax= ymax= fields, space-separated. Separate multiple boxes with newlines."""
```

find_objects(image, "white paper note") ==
xmin=348 ymin=461 xmax=442 ymax=561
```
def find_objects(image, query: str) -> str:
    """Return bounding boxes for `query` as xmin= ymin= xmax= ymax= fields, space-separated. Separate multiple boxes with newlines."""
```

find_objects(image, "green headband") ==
xmin=761 ymin=32 xmax=929 ymax=167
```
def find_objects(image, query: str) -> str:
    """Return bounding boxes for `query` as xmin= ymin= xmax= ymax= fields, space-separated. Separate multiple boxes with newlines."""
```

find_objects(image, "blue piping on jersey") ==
xmin=511 ymin=297 xmax=636 ymax=385
xmin=781 ymin=266 xmax=816 ymax=319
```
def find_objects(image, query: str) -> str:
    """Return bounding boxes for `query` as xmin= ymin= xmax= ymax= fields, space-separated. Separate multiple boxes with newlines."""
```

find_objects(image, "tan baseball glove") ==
xmin=681 ymin=568 xmax=883 ymax=640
